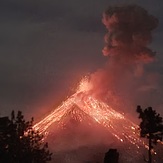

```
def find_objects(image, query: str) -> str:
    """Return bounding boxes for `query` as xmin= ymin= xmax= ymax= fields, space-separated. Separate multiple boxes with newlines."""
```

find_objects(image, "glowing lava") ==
xmin=33 ymin=78 xmax=145 ymax=148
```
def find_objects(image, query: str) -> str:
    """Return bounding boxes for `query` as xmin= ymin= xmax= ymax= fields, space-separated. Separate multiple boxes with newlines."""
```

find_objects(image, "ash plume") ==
xmin=90 ymin=5 xmax=159 ymax=113
xmin=102 ymin=5 xmax=158 ymax=61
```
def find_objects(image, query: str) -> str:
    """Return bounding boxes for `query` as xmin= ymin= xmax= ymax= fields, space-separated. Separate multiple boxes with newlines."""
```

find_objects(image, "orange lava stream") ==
xmin=76 ymin=95 xmax=143 ymax=148
xmin=33 ymin=94 xmax=77 ymax=134
xmin=32 ymin=77 xmax=163 ymax=163
xmin=33 ymin=94 xmax=144 ymax=149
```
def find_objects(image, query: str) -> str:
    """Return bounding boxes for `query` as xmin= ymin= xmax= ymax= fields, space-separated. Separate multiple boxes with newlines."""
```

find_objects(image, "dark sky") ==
xmin=0 ymin=0 xmax=163 ymax=120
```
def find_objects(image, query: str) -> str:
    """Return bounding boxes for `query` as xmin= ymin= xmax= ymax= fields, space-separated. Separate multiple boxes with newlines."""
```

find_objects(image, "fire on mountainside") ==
xmin=33 ymin=77 xmax=163 ymax=162
xmin=33 ymin=78 xmax=144 ymax=147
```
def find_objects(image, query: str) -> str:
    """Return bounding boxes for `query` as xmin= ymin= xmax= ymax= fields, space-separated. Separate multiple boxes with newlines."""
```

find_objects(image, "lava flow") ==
xmin=33 ymin=78 xmax=145 ymax=148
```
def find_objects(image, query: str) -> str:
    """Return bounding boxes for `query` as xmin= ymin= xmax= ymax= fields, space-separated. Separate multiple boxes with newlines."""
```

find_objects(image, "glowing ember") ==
xmin=76 ymin=76 xmax=93 ymax=93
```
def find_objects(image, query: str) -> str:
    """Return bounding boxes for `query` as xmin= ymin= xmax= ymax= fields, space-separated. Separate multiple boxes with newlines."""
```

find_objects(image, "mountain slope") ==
xmin=47 ymin=104 xmax=116 ymax=151
xmin=33 ymin=92 xmax=163 ymax=162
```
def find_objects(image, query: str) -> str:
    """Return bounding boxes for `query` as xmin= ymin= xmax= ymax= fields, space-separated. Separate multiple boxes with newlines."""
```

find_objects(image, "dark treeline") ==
xmin=0 ymin=111 xmax=52 ymax=163
xmin=0 ymin=106 xmax=163 ymax=163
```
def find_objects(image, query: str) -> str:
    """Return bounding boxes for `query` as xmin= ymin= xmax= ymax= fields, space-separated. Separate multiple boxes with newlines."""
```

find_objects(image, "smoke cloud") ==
xmin=90 ymin=5 xmax=160 ymax=114
xmin=102 ymin=5 xmax=158 ymax=60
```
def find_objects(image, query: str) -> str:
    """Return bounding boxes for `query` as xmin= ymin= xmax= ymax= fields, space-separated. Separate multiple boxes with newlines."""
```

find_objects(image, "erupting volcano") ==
xmin=34 ymin=4 xmax=163 ymax=163
xmin=34 ymin=78 xmax=142 ymax=146
xmin=33 ymin=78 xmax=163 ymax=162
xmin=34 ymin=78 xmax=135 ymax=138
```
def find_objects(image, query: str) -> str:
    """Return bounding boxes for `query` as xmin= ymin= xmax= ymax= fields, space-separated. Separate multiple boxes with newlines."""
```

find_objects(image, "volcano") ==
xmin=34 ymin=91 xmax=143 ymax=146
xmin=33 ymin=80 xmax=163 ymax=163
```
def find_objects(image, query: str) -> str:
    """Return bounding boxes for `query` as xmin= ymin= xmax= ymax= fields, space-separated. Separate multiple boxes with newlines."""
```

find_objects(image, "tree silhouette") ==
xmin=0 ymin=111 xmax=52 ymax=163
xmin=136 ymin=106 xmax=163 ymax=163
xmin=104 ymin=148 xmax=119 ymax=163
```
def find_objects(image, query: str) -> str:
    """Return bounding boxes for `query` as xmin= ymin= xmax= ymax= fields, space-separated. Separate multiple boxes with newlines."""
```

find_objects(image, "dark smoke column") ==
xmin=102 ymin=5 xmax=158 ymax=62
xmin=90 ymin=5 xmax=158 ymax=111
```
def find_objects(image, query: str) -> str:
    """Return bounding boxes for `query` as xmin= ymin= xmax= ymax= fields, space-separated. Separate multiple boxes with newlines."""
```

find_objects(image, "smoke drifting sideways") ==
xmin=89 ymin=5 xmax=161 ymax=115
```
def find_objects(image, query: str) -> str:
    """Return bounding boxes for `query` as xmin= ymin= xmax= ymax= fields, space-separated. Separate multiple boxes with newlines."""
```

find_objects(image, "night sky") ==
xmin=0 ymin=0 xmax=163 ymax=120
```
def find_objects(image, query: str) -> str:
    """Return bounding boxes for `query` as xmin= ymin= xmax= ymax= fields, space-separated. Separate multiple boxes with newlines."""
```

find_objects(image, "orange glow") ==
xmin=76 ymin=76 xmax=93 ymax=93
xmin=33 ymin=78 xmax=148 ymax=149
